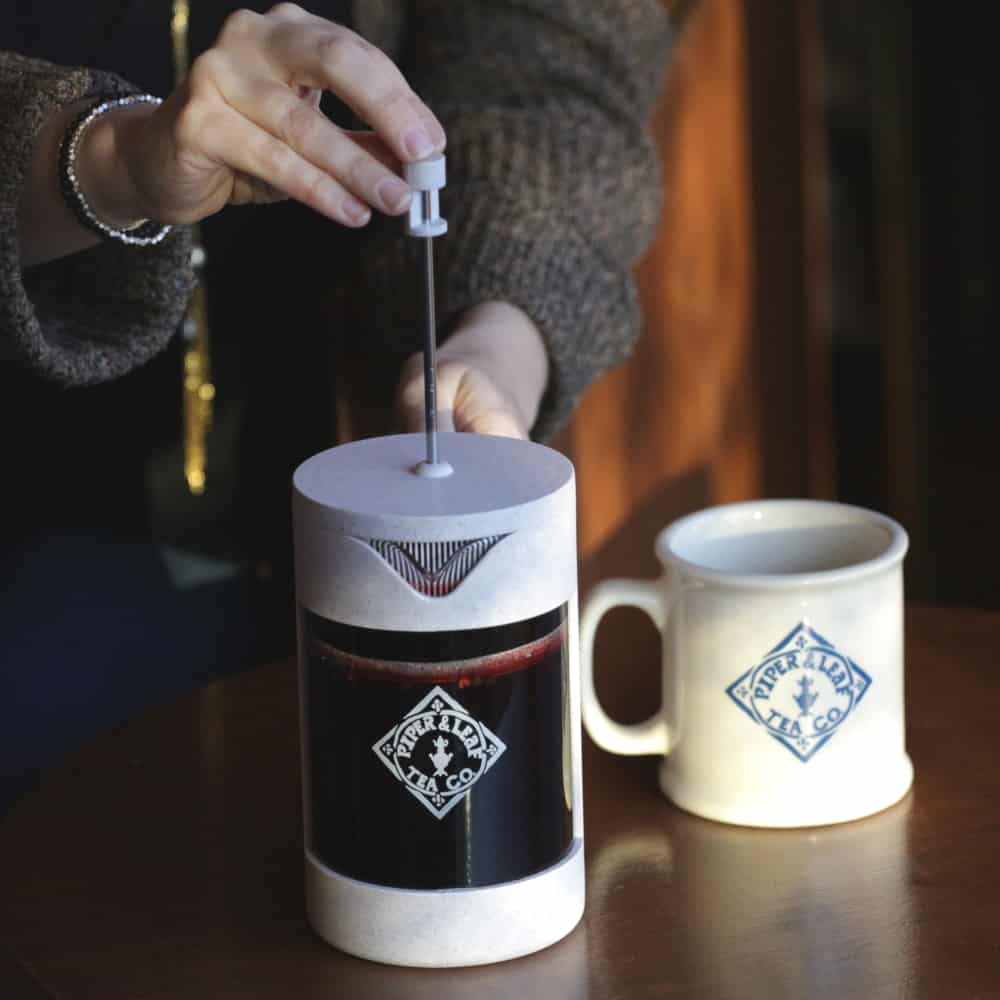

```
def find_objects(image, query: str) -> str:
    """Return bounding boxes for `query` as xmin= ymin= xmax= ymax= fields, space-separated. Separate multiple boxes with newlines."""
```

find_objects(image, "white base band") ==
xmin=305 ymin=839 xmax=585 ymax=967
xmin=661 ymin=754 xmax=914 ymax=828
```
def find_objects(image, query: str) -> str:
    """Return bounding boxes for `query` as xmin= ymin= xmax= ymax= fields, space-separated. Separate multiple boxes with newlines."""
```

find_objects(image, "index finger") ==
xmin=266 ymin=15 xmax=446 ymax=163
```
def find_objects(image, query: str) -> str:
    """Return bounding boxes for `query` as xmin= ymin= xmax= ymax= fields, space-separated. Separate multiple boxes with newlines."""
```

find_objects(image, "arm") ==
xmin=4 ymin=6 xmax=449 ymax=385
xmin=0 ymin=52 xmax=194 ymax=384
xmin=377 ymin=0 xmax=673 ymax=440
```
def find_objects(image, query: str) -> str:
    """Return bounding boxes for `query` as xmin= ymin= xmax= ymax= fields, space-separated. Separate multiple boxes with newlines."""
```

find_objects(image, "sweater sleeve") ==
xmin=0 ymin=51 xmax=193 ymax=385
xmin=360 ymin=1 xmax=673 ymax=440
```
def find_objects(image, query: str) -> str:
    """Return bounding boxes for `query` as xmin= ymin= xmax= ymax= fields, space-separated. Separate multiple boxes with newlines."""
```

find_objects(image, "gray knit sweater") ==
xmin=0 ymin=1 xmax=671 ymax=440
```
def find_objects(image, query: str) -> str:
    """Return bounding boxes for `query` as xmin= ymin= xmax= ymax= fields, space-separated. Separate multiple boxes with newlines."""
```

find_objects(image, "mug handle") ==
xmin=580 ymin=579 xmax=671 ymax=756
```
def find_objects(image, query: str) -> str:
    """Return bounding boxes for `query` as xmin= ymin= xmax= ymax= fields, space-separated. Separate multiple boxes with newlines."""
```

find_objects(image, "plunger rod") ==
xmin=403 ymin=155 xmax=448 ymax=474
xmin=422 ymin=204 xmax=438 ymax=465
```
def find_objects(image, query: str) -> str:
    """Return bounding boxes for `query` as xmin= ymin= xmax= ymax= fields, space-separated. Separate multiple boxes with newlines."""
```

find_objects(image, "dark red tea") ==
xmin=302 ymin=606 xmax=573 ymax=890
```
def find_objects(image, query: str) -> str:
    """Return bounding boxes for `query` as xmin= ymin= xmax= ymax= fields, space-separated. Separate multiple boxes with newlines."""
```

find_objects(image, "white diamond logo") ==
xmin=373 ymin=686 xmax=507 ymax=819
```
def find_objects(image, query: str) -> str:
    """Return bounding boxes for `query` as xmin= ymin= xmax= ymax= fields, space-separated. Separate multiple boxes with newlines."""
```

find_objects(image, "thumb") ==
xmin=395 ymin=364 xmax=457 ymax=433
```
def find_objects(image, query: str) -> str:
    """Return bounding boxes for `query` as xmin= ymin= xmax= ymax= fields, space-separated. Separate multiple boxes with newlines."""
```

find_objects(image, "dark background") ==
xmin=818 ymin=0 xmax=995 ymax=607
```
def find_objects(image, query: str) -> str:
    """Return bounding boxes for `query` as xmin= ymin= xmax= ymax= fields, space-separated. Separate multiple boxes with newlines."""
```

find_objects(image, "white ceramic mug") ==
xmin=581 ymin=500 xmax=913 ymax=827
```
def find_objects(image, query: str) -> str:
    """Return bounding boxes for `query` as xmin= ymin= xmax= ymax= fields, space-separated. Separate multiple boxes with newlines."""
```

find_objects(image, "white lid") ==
xmin=293 ymin=434 xmax=578 ymax=630
xmin=294 ymin=432 xmax=572 ymax=535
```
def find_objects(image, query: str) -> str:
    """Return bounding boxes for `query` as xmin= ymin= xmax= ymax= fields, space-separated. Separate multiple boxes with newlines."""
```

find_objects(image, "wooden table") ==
xmin=2 ymin=604 xmax=998 ymax=998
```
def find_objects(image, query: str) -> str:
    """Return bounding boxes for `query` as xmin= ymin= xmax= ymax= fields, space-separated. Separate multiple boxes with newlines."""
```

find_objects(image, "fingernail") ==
xmin=402 ymin=125 xmax=435 ymax=160
xmin=427 ymin=120 xmax=447 ymax=151
xmin=342 ymin=197 xmax=371 ymax=226
xmin=375 ymin=177 xmax=412 ymax=214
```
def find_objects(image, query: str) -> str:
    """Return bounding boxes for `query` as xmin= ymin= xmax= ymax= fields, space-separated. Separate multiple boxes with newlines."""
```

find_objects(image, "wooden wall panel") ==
xmin=561 ymin=0 xmax=758 ymax=585
xmin=742 ymin=0 xmax=834 ymax=502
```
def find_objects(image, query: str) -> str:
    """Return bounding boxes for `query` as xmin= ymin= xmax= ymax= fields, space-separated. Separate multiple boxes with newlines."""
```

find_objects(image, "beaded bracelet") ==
xmin=58 ymin=94 xmax=172 ymax=247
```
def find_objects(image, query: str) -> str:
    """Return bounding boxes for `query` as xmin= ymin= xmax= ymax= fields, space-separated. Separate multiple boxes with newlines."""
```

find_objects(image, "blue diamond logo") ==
xmin=725 ymin=622 xmax=872 ymax=762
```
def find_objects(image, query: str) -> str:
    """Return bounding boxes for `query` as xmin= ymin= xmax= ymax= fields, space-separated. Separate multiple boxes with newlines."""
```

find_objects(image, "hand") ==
xmin=396 ymin=302 xmax=550 ymax=441
xmin=78 ymin=3 xmax=446 ymax=230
